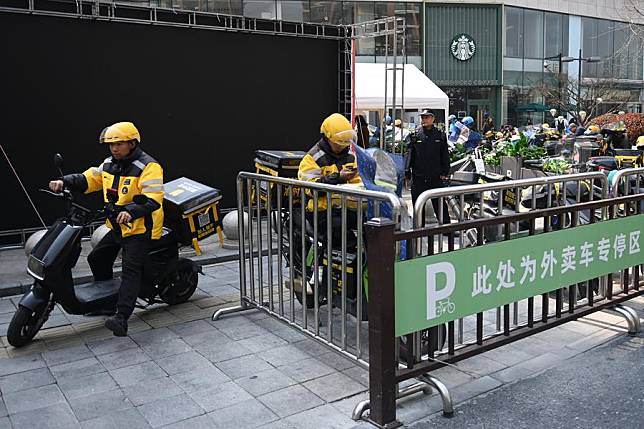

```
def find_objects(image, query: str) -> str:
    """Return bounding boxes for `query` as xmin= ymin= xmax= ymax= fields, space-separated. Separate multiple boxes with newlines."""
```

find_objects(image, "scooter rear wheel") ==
xmin=159 ymin=258 xmax=198 ymax=305
xmin=7 ymin=304 xmax=52 ymax=348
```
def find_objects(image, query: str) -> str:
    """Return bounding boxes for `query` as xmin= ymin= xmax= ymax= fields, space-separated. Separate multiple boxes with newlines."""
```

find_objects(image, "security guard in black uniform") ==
xmin=405 ymin=109 xmax=451 ymax=223
xmin=49 ymin=122 xmax=164 ymax=336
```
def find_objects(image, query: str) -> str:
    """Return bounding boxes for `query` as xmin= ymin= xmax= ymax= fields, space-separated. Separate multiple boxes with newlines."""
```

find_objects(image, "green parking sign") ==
xmin=394 ymin=215 xmax=644 ymax=337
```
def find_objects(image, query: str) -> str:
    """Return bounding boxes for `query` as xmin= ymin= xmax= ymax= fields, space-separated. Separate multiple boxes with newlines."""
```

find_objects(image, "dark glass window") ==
xmin=374 ymin=2 xmax=406 ymax=57
xmin=582 ymin=17 xmax=598 ymax=78
xmin=344 ymin=2 xmax=376 ymax=56
xmin=596 ymin=20 xmax=614 ymax=77
xmin=613 ymin=25 xmax=629 ymax=79
xmin=505 ymin=7 xmax=523 ymax=58
xmin=210 ymin=0 xmax=243 ymax=14
xmin=244 ymin=0 xmax=276 ymax=19
xmin=404 ymin=2 xmax=421 ymax=59
xmin=309 ymin=1 xmax=342 ymax=24
xmin=278 ymin=1 xmax=309 ymax=22
xmin=523 ymin=9 xmax=543 ymax=59
xmin=171 ymin=0 xmax=208 ymax=11
xmin=343 ymin=1 xmax=375 ymax=25
xmin=627 ymin=35 xmax=643 ymax=80
xmin=544 ymin=12 xmax=568 ymax=58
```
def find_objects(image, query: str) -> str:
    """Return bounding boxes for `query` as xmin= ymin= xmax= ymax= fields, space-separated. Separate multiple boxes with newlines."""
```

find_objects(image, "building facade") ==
xmin=125 ymin=0 xmax=643 ymax=126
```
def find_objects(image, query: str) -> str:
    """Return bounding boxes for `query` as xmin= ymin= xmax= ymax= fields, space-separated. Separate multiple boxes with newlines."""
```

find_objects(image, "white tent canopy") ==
xmin=354 ymin=63 xmax=449 ymax=121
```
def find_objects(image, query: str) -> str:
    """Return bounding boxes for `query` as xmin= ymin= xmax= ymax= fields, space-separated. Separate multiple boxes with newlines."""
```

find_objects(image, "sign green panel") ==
xmin=394 ymin=215 xmax=644 ymax=337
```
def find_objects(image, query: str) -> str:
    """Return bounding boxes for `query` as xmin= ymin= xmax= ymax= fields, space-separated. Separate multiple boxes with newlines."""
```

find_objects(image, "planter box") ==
xmin=484 ymin=163 xmax=500 ymax=174
xmin=500 ymin=156 xmax=522 ymax=179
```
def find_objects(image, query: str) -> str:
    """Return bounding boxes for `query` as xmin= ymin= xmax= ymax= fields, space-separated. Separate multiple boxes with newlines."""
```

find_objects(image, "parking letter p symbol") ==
xmin=426 ymin=262 xmax=455 ymax=320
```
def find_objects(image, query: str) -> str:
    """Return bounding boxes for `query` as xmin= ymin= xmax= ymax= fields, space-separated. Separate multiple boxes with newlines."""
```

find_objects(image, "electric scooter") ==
xmin=7 ymin=154 xmax=200 ymax=347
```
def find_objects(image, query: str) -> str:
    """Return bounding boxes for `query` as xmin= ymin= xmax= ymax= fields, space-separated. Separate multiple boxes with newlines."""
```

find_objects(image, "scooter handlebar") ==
xmin=39 ymin=188 xmax=95 ymax=221
xmin=39 ymin=188 xmax=70 ymax=198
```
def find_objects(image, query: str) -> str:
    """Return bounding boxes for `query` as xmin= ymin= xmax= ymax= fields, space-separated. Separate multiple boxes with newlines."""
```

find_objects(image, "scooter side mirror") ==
xmin=54 ymin=153 xmax=64 ymax=178
xmin=133 ymin=194 xmax=148 ymax=205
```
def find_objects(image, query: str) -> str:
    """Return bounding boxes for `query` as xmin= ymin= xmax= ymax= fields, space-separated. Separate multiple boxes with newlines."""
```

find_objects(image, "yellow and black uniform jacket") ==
xmin=298 ymin=138 xmax=362 ymax=211
xmin=63 ymin=146 xmax=164 ymax=239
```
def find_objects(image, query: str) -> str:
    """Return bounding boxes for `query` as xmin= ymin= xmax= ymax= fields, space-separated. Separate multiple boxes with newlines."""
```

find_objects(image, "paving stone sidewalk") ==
xmin=0 ymin=261 xmax=642 ymax=428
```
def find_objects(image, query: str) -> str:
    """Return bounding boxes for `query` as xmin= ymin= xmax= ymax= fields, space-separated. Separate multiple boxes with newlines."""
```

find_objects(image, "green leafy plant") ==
xmin=485 ymin=152 xmax=500 ymax=166
xmin=484 ymin=133 xmax=548 ymax=168
xmin=449 ymin=143 xmax=470 ymax=163
xmin=543 ymin=159 xmax=571 ymax=174
xmin=512 ymin=132 xmax=529 ymax=157
xmin=520 ymin=145 xmax=547 ymax=160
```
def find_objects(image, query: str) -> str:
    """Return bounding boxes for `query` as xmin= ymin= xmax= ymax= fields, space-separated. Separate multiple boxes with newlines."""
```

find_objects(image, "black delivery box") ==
xmin=254 ymin=150 xmax=306 ymax=178
xmin=573 ymin=138 xmax=601 ymax=164
xmin=163 ymin=177 xmax=222 ymax=247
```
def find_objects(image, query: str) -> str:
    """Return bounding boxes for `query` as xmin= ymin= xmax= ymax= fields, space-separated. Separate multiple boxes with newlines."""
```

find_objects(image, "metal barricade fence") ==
xmin=414 ymin=171 xmax=609 ymax=231
xmin=213 ymin=172 xmax=402 ymax=366
xmin=359 ymin=193 xmax=643 ymax=427
xmin=411 ymin=172 xmax=609 ymax=348
xmin=611 ymin=167 xmax=644 ymax=198
xmin=610 ymin=167 xmax=644 ymax=298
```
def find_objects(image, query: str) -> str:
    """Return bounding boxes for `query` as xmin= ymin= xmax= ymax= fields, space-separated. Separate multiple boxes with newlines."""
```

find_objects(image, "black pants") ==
xmin=87 ymin=230 xmax=149 ymax=318
xmin=411 ymin=177 xmax=451 ymax=223
xmin=307 ymin=208 xmax=359 ymax=248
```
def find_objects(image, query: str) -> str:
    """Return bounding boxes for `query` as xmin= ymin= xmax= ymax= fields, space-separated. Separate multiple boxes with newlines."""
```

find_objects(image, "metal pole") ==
xmin=577 ymin=48 xmax=582 ymax=120
xmin=392 ymin=18 xmax=398 ymax=137
xmin=383 ymin=26 xmax=389 ymax=151
xmin=364 ymin=218 xmax=399 ymax=428
xmin=557 ymin=53 xmax=563 ymax=111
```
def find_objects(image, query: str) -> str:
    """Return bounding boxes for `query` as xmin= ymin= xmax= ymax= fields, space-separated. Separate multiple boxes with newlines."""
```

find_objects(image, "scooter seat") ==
xmin=150 ymin=227 xmax=176 ymax=251
xmin=74 ymin=279 xmax=120 ymax=304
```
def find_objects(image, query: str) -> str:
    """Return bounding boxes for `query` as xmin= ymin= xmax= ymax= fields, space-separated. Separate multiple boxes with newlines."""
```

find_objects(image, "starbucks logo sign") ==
xmin=450 ymin=34 xmax=476 ymax=61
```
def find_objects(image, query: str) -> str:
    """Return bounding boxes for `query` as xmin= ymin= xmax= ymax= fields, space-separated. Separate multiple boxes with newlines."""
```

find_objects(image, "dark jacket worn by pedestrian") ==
xmin=405 ymin=125 xmax=450 ymax=180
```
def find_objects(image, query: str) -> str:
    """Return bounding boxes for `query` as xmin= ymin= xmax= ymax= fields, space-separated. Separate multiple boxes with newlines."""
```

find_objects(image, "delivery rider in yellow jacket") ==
xmin=298 ymin=113 xmax=362 ymax=243
xmin=49 ymin=122 xmax=163 ymax=336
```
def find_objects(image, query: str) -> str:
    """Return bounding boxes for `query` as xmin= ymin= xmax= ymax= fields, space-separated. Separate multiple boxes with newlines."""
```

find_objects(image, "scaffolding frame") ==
xmin=349 ymin=16 xmax=406 ymax=152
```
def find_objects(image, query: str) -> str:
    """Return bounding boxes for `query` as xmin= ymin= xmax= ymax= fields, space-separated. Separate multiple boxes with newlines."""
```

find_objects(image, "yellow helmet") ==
xmin=586 ymin=124 xmax=601 ymax=135
xmin=637 ymin=135 xmax=644 ymax=147
xmin=320 ymin=113 xmax=356 ymax=147
xmin=99 ymin=122 xmax=141 ymax=144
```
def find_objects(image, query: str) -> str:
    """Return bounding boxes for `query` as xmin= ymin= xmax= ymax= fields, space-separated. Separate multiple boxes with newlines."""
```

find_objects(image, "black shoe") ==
xmin=105 ymin=314 xmax=128 ymax=337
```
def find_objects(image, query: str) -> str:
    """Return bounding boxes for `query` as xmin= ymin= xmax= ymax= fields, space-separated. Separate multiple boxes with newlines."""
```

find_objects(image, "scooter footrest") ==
xmin=75 ymin=279 xmax=120 ymax=304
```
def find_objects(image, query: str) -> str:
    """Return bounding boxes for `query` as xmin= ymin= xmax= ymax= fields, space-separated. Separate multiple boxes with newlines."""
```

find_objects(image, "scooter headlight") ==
xmin=27 ymin=254 xmax=45 ymax=281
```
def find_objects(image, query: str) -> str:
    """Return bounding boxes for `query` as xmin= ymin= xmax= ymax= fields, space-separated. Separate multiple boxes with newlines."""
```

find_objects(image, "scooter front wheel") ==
xmin=7 ymin=304 xmax=52 ymax=348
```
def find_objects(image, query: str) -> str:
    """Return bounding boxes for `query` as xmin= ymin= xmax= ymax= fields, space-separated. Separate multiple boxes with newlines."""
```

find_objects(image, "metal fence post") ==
xmin=365 ymin=217 xmax=400 ymax=428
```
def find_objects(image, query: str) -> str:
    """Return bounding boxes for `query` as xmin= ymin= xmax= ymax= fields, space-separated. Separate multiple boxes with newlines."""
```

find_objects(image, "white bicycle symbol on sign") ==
xmin=435 ymin=298 xmax=456 ymax=317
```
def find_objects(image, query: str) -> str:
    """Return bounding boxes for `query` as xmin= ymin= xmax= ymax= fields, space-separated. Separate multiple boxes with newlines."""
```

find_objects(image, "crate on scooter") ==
xmin=163 ymin=177 xmax=223 ymax=255
xmin=254 ymin=150 xmax=306 ymax=207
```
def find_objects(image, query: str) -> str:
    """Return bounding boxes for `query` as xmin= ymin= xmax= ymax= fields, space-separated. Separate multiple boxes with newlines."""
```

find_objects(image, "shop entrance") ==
xmin=467 ymin=99 xmax=491 ymax=131
xmin=444 ymin=86 xmax=498 ymax=131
